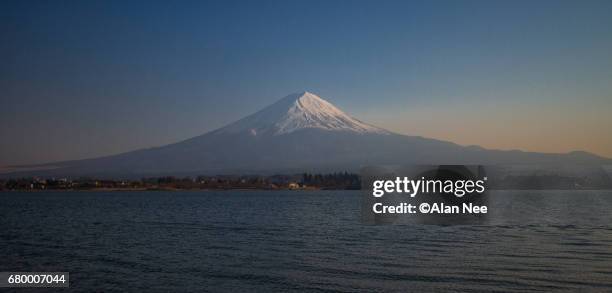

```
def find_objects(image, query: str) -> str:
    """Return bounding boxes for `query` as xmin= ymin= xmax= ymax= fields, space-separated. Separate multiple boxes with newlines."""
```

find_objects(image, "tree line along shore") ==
xmin=0 ymin=173 xmax=361 ymax=191
xmin=1 ymin=171 xmax=609 ymax=191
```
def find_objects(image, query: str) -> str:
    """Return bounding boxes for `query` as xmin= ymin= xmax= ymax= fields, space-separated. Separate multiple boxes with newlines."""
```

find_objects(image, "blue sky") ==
xmin=1 ymin=0 xmax=612 ymax=165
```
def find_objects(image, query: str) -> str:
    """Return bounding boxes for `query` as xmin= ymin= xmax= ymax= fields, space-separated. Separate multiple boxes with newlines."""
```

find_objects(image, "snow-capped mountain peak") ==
xmin=216 ymin=91 xmax=389 ymax=136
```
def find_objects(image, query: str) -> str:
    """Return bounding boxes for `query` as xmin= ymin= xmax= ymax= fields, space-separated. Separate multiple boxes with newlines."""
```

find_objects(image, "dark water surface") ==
xmin=2 ymin=191 xmax=612 ymax=292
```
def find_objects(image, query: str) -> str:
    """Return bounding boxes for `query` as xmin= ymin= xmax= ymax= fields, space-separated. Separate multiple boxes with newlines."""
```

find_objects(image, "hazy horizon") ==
xmin=2 ymin=0 xmax=612 ymax=166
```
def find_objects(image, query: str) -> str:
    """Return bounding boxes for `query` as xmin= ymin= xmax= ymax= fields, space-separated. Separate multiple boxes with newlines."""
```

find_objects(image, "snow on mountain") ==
xmin=216 ymin=91 xmax=389 ymax=136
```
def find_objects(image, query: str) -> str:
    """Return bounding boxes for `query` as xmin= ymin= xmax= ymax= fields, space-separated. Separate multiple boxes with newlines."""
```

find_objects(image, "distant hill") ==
xmin=3 ymin=92 xmax=610 ymax=178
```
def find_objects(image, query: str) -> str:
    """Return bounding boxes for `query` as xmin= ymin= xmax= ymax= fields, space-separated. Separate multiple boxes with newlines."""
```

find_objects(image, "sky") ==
xmin=1 ymin=0 xmax=612 ymax=166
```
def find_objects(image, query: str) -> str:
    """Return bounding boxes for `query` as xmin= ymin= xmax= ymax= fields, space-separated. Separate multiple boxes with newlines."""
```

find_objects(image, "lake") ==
xmin=2 ymin=190 xmax=612 ymax=292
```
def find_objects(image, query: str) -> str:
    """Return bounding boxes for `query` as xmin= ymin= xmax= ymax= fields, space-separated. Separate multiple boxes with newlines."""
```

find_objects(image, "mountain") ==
xmin=3 ymin=91 xmax=610 ymax=178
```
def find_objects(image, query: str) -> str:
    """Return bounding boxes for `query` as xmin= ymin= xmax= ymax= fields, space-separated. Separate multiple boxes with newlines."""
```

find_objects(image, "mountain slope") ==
xmin=3 ymin=92 xmax=610 ymax=178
